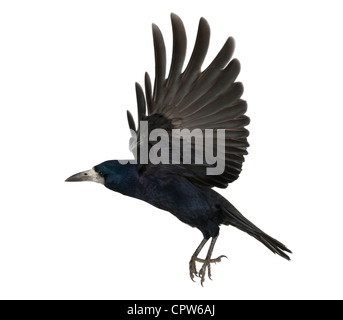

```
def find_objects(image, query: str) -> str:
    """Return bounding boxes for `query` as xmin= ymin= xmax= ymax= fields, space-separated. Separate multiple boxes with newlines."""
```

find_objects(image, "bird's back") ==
xmin=135 ymin=165 xmax=229 ymax=238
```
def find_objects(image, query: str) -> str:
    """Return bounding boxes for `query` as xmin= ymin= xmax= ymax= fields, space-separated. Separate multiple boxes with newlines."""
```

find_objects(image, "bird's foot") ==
xmin=189 ymin=255 xmax=227 ymax=285
xmin=189 ymin=256 xmax=199 ymax=281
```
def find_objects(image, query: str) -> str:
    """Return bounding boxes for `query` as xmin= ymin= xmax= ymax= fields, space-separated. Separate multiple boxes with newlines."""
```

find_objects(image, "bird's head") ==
xmin=65 ymin=160 xmax=133 ymax=188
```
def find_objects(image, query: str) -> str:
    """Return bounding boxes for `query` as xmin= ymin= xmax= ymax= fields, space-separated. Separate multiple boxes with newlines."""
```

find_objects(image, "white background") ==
xmin=1 ymin=0 xmax=342 ymax=300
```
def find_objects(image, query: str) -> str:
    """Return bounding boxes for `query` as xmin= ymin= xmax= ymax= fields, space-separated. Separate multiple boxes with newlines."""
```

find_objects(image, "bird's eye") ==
xmin=99 ymin=172 xmax=105 ymax=177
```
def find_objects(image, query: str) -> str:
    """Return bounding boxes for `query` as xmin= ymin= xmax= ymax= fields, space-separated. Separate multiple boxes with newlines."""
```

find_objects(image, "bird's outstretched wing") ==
xmin=127 ymin=13 xmax=249 ymax=188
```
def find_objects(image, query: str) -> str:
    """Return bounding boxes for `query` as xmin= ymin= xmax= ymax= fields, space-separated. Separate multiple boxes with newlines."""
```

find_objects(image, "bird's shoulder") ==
xmin=134 ymin=164 xmax=218 ymax=216
xmin=137 ymin=164 xmax=194 ymax=188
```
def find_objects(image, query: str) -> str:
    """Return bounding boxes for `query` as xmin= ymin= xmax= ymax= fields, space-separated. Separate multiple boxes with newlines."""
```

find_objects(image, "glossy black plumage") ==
xmin=66 ymin=14 xmax=291 ymax=285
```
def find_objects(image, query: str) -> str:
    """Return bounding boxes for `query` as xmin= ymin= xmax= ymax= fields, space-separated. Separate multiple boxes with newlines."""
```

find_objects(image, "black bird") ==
xmin=66 ymin=14 xmax=291 ymax=285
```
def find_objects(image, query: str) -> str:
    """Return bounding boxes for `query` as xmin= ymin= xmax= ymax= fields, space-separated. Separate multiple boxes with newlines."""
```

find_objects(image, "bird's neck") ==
xmin=104 ymin=163 xmax=140 ymax=198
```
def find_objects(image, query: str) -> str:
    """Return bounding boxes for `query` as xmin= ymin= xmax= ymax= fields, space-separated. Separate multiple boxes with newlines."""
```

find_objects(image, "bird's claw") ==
xmin=189 ymin=255 xmax=227 ymax=286
xmin=189 ymin=256 xmax=199 ymax=281
xmin=199 ymin=260 xmax=211 ymax=286
xmin=195 ymin=255 xmax=227 ymax=264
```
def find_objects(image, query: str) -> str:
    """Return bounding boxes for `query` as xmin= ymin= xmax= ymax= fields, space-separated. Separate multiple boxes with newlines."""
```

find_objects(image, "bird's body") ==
xmin=95 ymin=160 xmax=291 ymax=259
xmin=99 ymin=161 xmax=222 ymax=238
xmin=66 ymin=14 xmax=291 ymax=285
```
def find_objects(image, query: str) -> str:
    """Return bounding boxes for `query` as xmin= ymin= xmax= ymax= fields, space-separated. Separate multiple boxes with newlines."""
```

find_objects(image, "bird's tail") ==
xmin=222 ymin=203 xmax=292 ymax=260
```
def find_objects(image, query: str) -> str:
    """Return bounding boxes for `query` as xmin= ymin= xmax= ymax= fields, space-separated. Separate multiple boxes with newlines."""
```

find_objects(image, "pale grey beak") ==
xmin=65 ymin=168 xmax=104 ymax=184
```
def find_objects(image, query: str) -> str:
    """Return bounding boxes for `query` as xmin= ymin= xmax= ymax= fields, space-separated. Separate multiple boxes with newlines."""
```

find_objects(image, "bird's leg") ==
xmin=197 ymin=235 xmax=227 ymax=286
xmin=189 ymin=238 xmax=209 ymax=281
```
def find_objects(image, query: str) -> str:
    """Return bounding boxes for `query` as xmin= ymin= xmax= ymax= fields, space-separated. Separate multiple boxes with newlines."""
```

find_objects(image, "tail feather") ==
xmin=252 ymin=232 xmax=292 ymax=260
xmin=222 ymin=204 xmax=292 ymax=260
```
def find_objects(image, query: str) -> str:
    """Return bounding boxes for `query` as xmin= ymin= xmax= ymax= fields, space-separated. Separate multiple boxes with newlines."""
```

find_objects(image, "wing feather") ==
xmin=127 ymin=14 xmax=250 ymax=188
xmin=152 ymin=24 xmax=166 ymax=106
